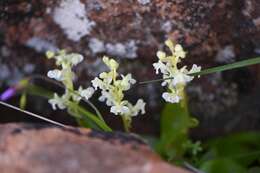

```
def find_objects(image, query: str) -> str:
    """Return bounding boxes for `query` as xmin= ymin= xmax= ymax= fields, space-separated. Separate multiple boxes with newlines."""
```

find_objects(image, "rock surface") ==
xmin=0 ymin=123 xmax=190 ymax=173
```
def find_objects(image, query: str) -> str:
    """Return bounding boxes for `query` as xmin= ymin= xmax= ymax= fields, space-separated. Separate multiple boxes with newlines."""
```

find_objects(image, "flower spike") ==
xmin=153 ymin=39 xmax=201 ymax=103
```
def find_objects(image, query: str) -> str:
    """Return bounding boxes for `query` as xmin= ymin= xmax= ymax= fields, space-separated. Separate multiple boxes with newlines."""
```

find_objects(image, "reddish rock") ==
xmin=0 ymin=123 xmax=190 ymax=173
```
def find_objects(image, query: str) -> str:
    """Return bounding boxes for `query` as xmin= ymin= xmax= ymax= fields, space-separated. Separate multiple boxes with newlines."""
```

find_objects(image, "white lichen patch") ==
xmin=0 ymin=64 xmax=11 ymax=80
xmin=26 ymin=37 xmax=58 ymax=53
xmin=105 ymin=40 xmax=138 ymax=59
xmin=137 ymin=0 xmax=150 ymax=5
xmin=88 ymin=38 xmax=138 ymax=59
xmin=8 ymin=67 xmax=24 ymax=86
xmin=242 ymin=0 xmax=253 ymax=17
xmin=187 ymin=73 xmax=238 ymax=118
xmin=46 ymin=7 xmax=51 ymax=14
xmin=53 ymin=0 xmax=96 ymax=42
xmin=253 ymin=17 xmax=260 ymax=28
xmin=1 ymin=46 xmax=11 ymax=58
xmin=0 ymin=65 xmax=24 ymax=86
xmin=88 ymin=38 xmax=105 ymax=54
xmin=255 ymin=48 xmax=260 ymax=55
xmin=161 ymin=21 xmax=172 ymax=33
xmin=216 ymin=45 xmax=235 ymax=63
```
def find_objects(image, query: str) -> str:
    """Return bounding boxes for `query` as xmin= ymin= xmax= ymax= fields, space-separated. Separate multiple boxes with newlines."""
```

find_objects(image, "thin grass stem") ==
xmin=0 ymin=101 xmax=68 ymax=128
xmin=139 ymin=57 xmax=260 ymax=84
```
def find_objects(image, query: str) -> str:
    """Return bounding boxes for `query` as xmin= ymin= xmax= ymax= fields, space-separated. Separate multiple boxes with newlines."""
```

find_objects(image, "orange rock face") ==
xmin=0 ymin=123 xmax=190 ymax=173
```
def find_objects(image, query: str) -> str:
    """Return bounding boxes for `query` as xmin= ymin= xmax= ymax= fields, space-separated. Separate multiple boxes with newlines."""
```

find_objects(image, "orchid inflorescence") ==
xmin=46 ymin=50 xmax=95 ymax=110
xmin=46 ymin=50 xmax=146 ymax=131
xmin=45 ymin=39 xmax=201 ymax=131
xmin=153 ymin=39 xmax=201 ymax=103
xmin=92 ymin=56 xmax=146 ymax=131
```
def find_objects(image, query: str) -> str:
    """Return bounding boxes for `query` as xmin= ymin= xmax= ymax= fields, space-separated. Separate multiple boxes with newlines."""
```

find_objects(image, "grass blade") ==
xmin=139 ymin=57 xmax=260 ymax=84
xmin=191 ymin=57 xmax=260 ymax=76
xmin=0 ymin=101 xmax=68 ymax=128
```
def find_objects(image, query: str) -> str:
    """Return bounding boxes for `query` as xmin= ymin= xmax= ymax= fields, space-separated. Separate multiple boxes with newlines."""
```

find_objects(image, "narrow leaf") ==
xmin=26 ymin=84 xmax=53 ymax=99
xmin=139 ymin=57 xmax=260 ymax=84
xmin=192 ymin=57 xmax=260 ymax=76
xmin=25 ymin=84 xmax=112 ymax=132
xmin=68 ymin=101 xmax=112 ymax=132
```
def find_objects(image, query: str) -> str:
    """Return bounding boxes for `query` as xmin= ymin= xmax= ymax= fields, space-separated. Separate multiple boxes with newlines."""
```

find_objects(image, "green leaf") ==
xmin=248 ymin=167 xmax=260 ymax=173
xmin=189 ymin=117 xmax=199 ymax=128
xmin=19 ymin=92 xmax=27 ymax=110
xmin=200 ymin=159 xmax=247 ymax=173
xmin=67 ymin=104 xmax=101 ymax=130
xmin=199 ymin=132 xmax=260 ymax=169
xmin=68 ymin=101 xmax=112 ymax=132
xmin=156 ymin=94 xmax=197 ymax=161
xmin=25 ymin=84 xmax=53 ymax=99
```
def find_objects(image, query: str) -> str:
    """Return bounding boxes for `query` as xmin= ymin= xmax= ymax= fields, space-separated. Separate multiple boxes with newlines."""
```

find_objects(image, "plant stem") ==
xmin=25 ymin=84 xmax=112 ymax=132
xmin=122 ymin=115 xmax=130 ymax=132
xmin=29 ymin=75 xmax=105 ymax=122
xmin=84 ymin=99 xmax=104 ymax=122
xmin=69 ymin=101 xmax=112 ymax=132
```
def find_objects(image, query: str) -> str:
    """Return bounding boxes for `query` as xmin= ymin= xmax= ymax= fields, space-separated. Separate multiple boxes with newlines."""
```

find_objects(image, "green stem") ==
xmin=139 ymin=56 xmax=260 ymax=84
xmin=68 ymin=101 xmax=112 ymax=132
xmin=122 ymin=115 xmax=130 ymax=132
xmin=67 ymin=105 xmax=94 ymax=128
xmin=25 ymin=84 xmax=111 ymax=132
xmin=83 ymin=99 xmax=104 ymax=122
xmin=29 ymin=75 xmax=105 ymax=122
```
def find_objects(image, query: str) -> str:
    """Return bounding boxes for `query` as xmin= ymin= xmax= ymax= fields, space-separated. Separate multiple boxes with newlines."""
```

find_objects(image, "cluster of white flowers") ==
xmin=44 ymin=39 xmax=201 ymax=131
xmin=91 ymin=56 xmax=146 ymax=122
xmin=46 ymin=50 xmax=94 ymax=110
xmin=46 ymin=50 xmax=145 ymax=129
xmin=153 ymin=39 xmax=201 ymax=103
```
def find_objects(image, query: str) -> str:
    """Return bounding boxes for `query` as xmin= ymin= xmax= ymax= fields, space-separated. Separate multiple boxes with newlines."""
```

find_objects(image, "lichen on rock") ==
xmin=53 ymin=0 xmax=96 ymax=41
